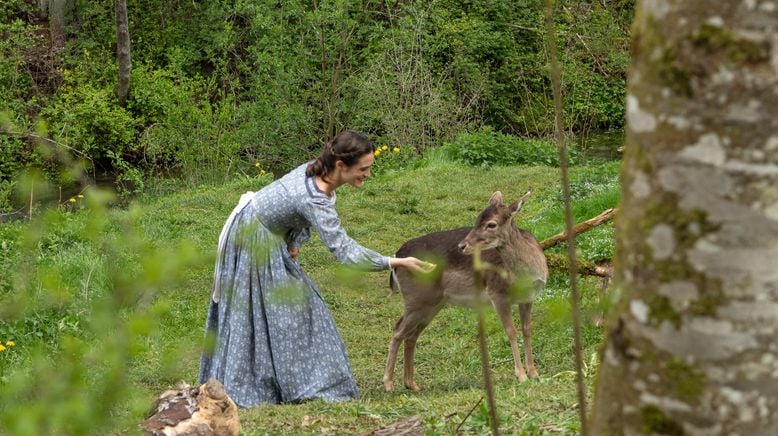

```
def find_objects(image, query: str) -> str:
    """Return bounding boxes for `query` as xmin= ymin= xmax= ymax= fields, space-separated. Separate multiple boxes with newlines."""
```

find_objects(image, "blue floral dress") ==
xmin=198 ymin=162 xmax=390 ymax=407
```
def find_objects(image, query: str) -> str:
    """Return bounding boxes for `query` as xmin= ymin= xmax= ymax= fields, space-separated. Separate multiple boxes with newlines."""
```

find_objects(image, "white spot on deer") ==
xmin=706 ymin=16 xmax=724 ymax=27
xmin=627 ymin=95 xmax=657 ymax=133
xmin=648 ymin=224 xmax=675 ymax=260
xmin=631 ymin=299 xmax=649 ymax=323
xmin=680 ymin=133 xmax=726 ymax=165
xmin=745 ymin=0 xmax=757 ymax=10
xmin=630 ymin=171 xmax=651 ymax=199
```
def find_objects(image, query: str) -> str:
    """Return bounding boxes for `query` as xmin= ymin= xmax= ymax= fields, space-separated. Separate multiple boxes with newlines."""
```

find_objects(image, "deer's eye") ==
xmin=486 ymin=222 xmax=498 ymax=229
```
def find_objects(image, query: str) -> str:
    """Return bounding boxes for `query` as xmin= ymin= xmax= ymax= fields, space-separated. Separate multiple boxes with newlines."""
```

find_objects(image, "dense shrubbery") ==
xmin=443 ymin=126 xmax=579 ymax=167
xmin=0 ymin=0 xmax=631 ymax=211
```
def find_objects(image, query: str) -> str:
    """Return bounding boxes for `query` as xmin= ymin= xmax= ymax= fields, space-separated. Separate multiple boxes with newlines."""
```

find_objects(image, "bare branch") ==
xmin=540 ymin=208 xmax=618 ymax=250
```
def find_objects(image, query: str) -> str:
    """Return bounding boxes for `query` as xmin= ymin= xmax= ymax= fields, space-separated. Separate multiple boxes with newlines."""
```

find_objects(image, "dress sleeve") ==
xmin=302 ymin=197 xmax=391 ymax=271
xmin=286 ymin=227 xmax=311 ymax=249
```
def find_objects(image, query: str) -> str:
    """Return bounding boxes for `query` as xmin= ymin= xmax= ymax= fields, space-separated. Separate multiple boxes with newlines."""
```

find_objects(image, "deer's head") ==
xmin=458 ymin=191 xmax=531 ymax=255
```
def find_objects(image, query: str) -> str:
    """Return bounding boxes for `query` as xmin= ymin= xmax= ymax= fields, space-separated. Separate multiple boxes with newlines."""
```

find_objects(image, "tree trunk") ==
xmin=38 ymin=0 xmax=49 ymax=20
xmin=314 ymin=2 xmax=355 ymax=140
xmin=115 ymin=0 xmax=131 ymax=107
xmin=591 ymin=1 xmax=778 ymax=435
xmin=48 ymin=0 xmax=66 ymax=52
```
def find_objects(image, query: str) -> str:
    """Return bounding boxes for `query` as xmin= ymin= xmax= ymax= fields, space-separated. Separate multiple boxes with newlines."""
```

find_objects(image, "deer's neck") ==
xmin=495 ymin=227 xmax=533 ymax=273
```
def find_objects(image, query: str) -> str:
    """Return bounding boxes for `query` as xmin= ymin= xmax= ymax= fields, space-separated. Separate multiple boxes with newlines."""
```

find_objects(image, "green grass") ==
xmin=0 ymin=160 xmax=620 ymax=434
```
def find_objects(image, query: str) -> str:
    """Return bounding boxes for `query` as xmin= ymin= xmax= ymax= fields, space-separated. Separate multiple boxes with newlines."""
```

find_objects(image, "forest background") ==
xmin=1 ymin=0 xmax=631 ymax=205
xmin=0 ymin=0 xmax=632 ymax=434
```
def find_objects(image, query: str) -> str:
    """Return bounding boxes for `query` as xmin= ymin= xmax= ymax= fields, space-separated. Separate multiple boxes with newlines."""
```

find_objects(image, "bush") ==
xmin=40 ymin=69 xmax=138 ymax=160
xmin=443 ymin=126 xmax=578 ymax=167
xmin=371 ymin=144 xmax=419 ymax=176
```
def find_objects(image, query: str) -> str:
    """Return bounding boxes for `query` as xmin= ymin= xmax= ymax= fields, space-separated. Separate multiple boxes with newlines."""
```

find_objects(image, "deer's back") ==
xmin=395 ymin=227 xmax=502 ymax=270
xmin=393 ymin=228 xmax=506 ymax=307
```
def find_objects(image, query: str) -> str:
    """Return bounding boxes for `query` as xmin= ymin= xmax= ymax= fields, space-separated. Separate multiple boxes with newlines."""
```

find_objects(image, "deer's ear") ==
xmin=489 ymin=191 xmax=503 ymax=206
xmin=509 ymin=190 xmax=532 ymax=215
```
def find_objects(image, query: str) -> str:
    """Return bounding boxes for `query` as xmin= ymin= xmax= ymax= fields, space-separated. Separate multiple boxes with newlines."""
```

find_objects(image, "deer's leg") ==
xmin=402 ymin=329 xmax=421 ymax=391
xmin=397 ymin=305 xmax=442 ymax=392
xmin=519 ymin=302 xmax=538 ymax=378
xmin=384 ymin=316 xmax=405 ymax=392
xmin=593 ymin=274 xmax=611 ymax=327
xmin=403 ymin=325 xmax=427 ymax=392
xmin=492 ymin=294 xmax=528 ymax=382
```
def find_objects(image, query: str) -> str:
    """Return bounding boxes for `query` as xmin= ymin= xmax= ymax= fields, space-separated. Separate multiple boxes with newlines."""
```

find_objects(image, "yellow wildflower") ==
xmin=382 ymin=145 xmax=388 ymax=151
xmin=255 ymin=162 xmax=261 ymax=167
xmin=260 ymin=170 xmax=266 ymax=175
xmin=69 ymin=198 xmax=76 ymax=203
xmin=77 ymin=194 xmax=84 ymax=198
xmin=0 ymin=344 xmax=5 ymax=352
xmin=6 ymin=341 xmax=14 ymax=347
xmin=393 ymin=147 xmax=400 ymax=153
xmin=374 ymin=150 xmax=381 ymax=156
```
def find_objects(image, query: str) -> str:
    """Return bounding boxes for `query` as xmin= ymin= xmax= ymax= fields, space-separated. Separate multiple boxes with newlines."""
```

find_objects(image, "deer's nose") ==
xmin=457 ymin=242 xmax=468 ymax=252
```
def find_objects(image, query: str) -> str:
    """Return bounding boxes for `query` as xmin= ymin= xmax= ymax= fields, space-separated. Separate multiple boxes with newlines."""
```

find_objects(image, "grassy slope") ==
xmin=132 ymin=160 xmax=620 ymax=434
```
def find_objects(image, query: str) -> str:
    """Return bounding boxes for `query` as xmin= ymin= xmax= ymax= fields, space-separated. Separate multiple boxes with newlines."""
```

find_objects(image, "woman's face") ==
xmin=338 ymin=152 xmax=374 ymax=188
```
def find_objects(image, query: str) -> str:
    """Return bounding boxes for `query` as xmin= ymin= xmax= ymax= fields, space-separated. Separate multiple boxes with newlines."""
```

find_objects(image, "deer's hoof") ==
xmin=384 ymin=381 xmax=394 ymax=392
xmin=516 ymin=372 xmax=529 ymax=383
xmin=528 ymin=368 xmax=539 ymax=379
xmin=405 ymin=381 xmax=421 ymax=392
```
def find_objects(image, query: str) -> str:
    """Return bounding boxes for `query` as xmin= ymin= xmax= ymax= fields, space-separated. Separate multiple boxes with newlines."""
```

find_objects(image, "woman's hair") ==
xmin=306 ymin=130 xmax=376 ymax=179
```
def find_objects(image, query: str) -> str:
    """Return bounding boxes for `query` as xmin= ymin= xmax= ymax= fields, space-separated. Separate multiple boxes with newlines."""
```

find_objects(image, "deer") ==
xmin=383 ymin=190 xmax=548 ymax=392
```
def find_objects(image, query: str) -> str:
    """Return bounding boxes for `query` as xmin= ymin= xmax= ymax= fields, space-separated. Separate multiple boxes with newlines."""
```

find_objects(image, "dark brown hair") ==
xmin=306 ymin=130 xmax=376 ymax=179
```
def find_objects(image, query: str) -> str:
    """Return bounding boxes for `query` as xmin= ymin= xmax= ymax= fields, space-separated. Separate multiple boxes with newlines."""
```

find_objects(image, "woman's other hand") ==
xmin=390 ymin=256 xmax=436 ymax=274
xmin=288 ymin=246 xmax=299 ymax=261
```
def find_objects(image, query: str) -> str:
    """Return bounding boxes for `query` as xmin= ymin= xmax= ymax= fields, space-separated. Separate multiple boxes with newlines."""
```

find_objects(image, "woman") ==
xmin=198 ymin=130 xmax=431 ymax=407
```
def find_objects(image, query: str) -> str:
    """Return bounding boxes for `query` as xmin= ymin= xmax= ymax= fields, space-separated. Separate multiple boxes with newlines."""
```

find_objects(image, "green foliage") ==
xmin=349 ymin=5 xmax=475 ymax=150
xmin=444 ymin=126 xmax=578 ymax=167
xmin=0 ymin=182 xmax=208 ymax=434
xmin=0 ymin=18 xmax=42 ymax=208
xmin=371 ymin=145 xmax=420 ymax=176
xmin=41 ymin=70 xmax=138 ymax=159
xmin=2 ymin=0 xmax=631 ymax=191
xmin=0 ymin=18 xmax=35 ymax=111
xmin=0 ymin=158 xmax=619 ymax=434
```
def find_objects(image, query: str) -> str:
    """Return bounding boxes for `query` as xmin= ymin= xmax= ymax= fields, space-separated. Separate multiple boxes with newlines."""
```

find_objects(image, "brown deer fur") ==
xmin=384 ymin=191 xmax=547 ymax=392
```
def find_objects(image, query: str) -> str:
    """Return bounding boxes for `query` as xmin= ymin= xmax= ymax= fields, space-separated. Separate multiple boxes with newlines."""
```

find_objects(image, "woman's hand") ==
xmin=390 ymin=256 xmax=436 ymax=274
xmin=288 ymin=246 xmax=299 ymax=261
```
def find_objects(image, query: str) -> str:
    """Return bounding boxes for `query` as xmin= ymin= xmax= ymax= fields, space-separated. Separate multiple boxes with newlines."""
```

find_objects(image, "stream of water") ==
xmin=574 ymin=129 xmax=625 ymax=163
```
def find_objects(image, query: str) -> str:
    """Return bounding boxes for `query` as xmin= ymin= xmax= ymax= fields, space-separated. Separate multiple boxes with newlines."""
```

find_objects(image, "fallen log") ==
xmin=540 ymin=208 xmax=618 ymax=250
xmin=540 ymin=207 xmax=618 ymax=279
xmin=546 ymin=255 xmax=612 ymax=278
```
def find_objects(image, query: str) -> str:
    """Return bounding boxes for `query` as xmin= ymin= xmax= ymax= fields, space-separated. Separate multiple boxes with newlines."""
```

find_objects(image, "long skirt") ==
xmin=198 ymin=204 xmax=358 ymax=407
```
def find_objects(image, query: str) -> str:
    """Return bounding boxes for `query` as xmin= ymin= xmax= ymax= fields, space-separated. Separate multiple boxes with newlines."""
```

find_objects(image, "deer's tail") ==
xmin=388 ymin=267 xmax=401 ymax=296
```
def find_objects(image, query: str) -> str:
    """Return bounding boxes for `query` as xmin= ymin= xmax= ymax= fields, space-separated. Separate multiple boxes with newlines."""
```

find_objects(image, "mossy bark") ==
xmin=591 ymin=1 xmax=778 ymax=434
